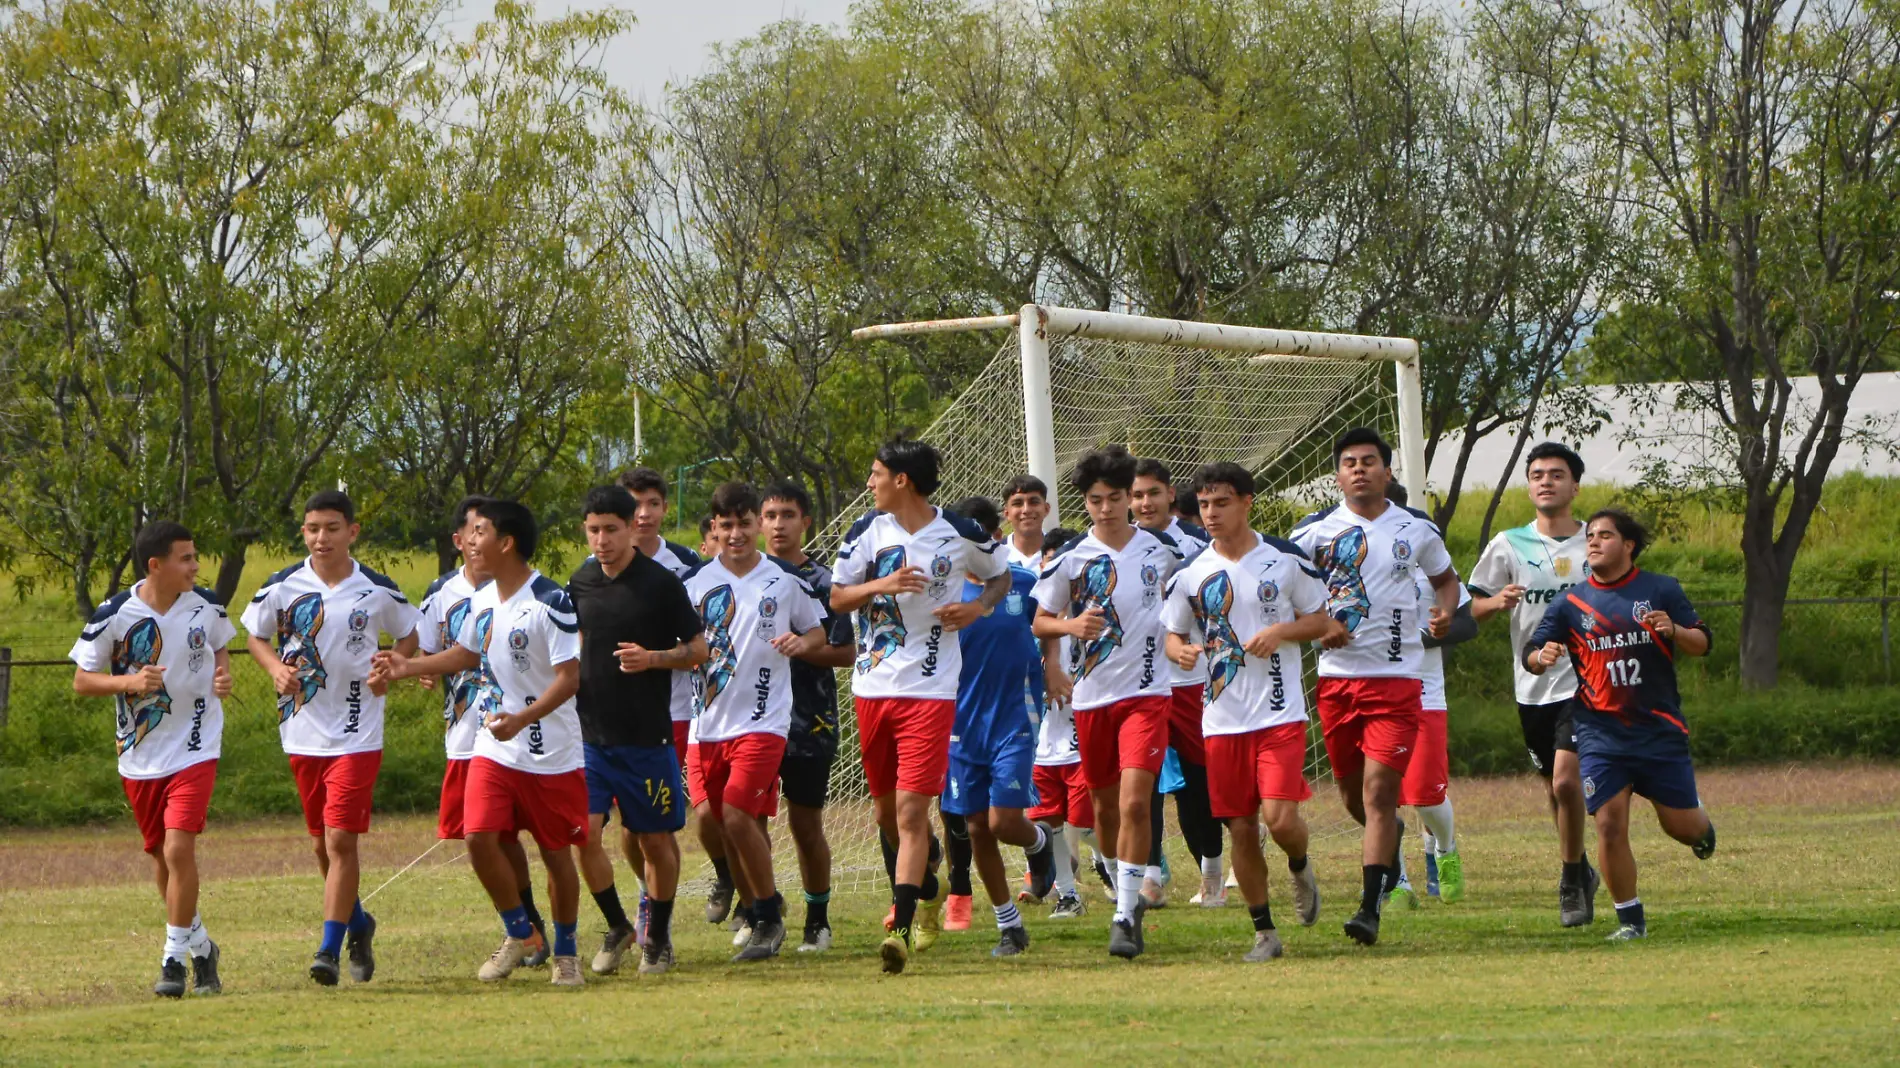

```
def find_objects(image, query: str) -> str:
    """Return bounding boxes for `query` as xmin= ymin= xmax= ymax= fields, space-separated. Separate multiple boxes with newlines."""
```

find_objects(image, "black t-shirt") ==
xmin=780 ymin=554 xmax=855 ymax=761
xmin=568 ymin=554 xmax=703 ymax=748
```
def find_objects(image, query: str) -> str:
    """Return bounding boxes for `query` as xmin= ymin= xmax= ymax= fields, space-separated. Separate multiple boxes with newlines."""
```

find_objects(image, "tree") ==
xmin=1582 ymin=0 xmax=1900 ymax=686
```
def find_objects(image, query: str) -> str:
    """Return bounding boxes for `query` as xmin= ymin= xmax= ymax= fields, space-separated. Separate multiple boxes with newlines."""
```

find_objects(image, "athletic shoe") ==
xmin=345 ymin=912 xmax=376 ymax=982
xmin=592 ymin=924 xmax=637 ymax=975
xmin=638 ymin=941 xmax=674 ymax=975
xmin=1559 ymin=863 xmax=1599 ymax=928
xmin=1049 ymin=893 xmax=1087 ymax=919
xmin=522 ymin=924 xmax=550 ymax=968
xmin=1344 ymin=906 xmax=1381 ymax=946
xmin=1016 ymin=871 xmax=1039 ymax=904
xmin=1224 ymin=868 xmax=1239 ymax=889
xmin=1026 ymin=843 xmax=1056 ymax=902
xmin=190 ymin=940 xmax=222 ymax=996
xmin=1386 ymin=877 xmax=1419 ymax=910
xmin=797 ymin=927 xmax=833 ymax=953
xmin=1424 ymin=851 xmax=1441 ymax=898
xmin=1384 ymin=819 xmax=1407 ymax=894
xmin=478 ymin=937 xmax=527 ymax=982
xmin=992 ymin=925 xmax=1029 ymax=958
xmin=882 ymin=904 xmax=896 ymax=932
xmin=1606 ymin=922 xmax=1646 ymax=942
xmin=1132 ymin=899 xmax=1148 ymax=954
xmin=1108 ymin=917 xmax=1142 ymax=959
xmin=943 ymin=894 xmax=973 ymax=932
xmin=1093 ymin=856 xmax=1115 ymax=896
xmin=1437 ymin=851 xmax=1465 ymax=904
xmin=732 ymin=922 xmax=753 ymax=949
xmin=734 ymin=920 xmax=786 ymax=962
xmin=1292 ymin=863 xmax=1321 ymax=927
xmin=1693 ymin=821 xmax=1717 ymax=860
xmin=309 ymin=951 xmax=340 ymax=987
xmin=1243 ymin=929 xmax=1284 ymax=962
xmin=636 ymin=892 xmax=652 ymax=947
xmin=705 ymin=879 xmax=735 ymax=924
xmin=880 ymin=929 xmax=910 ymax=974
xmin=154 ymin=959 xmax=188 ymax=998
xmin=549 ymin=955 xmax=585 ymax=987
xmin=1139 ymin=876 xmax=1168 ymax=910
xmin=1195 ymin=873 xmax=1227 ymax=909
xmin=914 ymin=884 xmax=947 ymax=952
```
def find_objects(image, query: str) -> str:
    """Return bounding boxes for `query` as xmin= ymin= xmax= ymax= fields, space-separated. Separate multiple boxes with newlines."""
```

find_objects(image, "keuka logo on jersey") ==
xmin=1267 ymin=653 xmax=1287 ymax=711
xmin=1387 ymin=608 xmax=1405 ymax=662
xmin=1138 ymin=634 xmax=1157 ymax=688
xmin=527 ymin=716 xmax=545 ymax=756
xmin=919 ymin=624 xmax=945 ymax=678
xmin=753 ymin=666 xmax=772 ymax=719
xmin=187 ymin=697 xmax=207 ymax=752
xmin=343 ymin=680 xmax=364 ymax=734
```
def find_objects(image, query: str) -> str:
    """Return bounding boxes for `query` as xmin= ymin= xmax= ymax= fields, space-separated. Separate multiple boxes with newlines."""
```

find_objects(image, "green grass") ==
xmin=2 ymin=765 xmax=1896 ymax=1065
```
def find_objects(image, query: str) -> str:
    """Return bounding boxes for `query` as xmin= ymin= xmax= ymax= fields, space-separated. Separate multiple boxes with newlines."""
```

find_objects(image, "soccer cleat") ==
xmin=1093 ymin=856 xmax=1116 ymax=896
xmin=733 ymin=922 xmax=753 ymax=948
xmin=636 ymin=892 xmax=652 ymax=947
xmin=1437 ymin=851 xmax=1465 ymax=904
xmin=479 ymin=937 xmax=529 ymax=982
xmin=914 ymin=885 xmax=947 ymax=952
xmin=592 ymin=924 xmax=637 ymax=975
xmin=734 ymin=920 xmax=786 ymax=962
xmin=797 ymin=927 xmax=833 ymax=953
xmin=1384 ymin=820 xmax=1407 ymax=895
xmin=880 ymin=933 xmax=910 ymax=974
xmin=705 ymin=879 xmax=735 ymax=924
xmin=522 ymin=924 xmax=550 ymax=968
xmin=1108 ymin=918 xmax=1142 ymax=959
xmin=638 ymin=940 xmax=674 ymax=975
xmin=1424 ymin=851 xmax=1441 ymax=898
xmin=1016 ymin=871 xmax=1039 ymax=904
xmin=190 ymin=940 xmax=222 ymax=996
xmin=154 ymin=959 xmax=188 ymax=998
xmin=1560 ymin=864 xmax=1599 ymax=928
xmin=1606 ymin=922 xmax=1646 ymax=942
xmin=943 ymin=894 xmax=973 ymax=932
xmin=1344 ymin=906 xmax=1381 ymax=946
xmin=346 ymin=912 xmax=377 ymax=982
xmin=1139 ymin=876 xmax=1168 ymax=910
xmin=1132 ymin=899 xmax=1148 ymax=954
xmin=883 ymin=904 xmax=897 ymax=932
xmin=1292 ymin=863 xmax=1321 ymax=927
xmin=1693 ymin=821 xmax=1717 ymax=860
xmin=549 ymin=955 xmax=585 ymax=987
xmin=992 ymin=925 xmax=1029 ymax=958
xmin=1225 ymin=868 xmax=1239 ymax=889
xmin=1196 ymin=873 xmax=1228 ymax=909
xmin=309 ymin=950 xmax=340 ymax=987
xmin=1386 ymin=877 xmax=1419 ymax=910
xmin=1026 ymin=844 xmax=1056 ymax=902
xmin=1243 ymin=929 xmax=1284 ymax=962
xmin=1049 ymin=893 xmax=1087 ymax=919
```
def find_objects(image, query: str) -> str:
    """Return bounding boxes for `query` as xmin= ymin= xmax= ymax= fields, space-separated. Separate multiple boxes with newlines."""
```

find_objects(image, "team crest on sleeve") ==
xmin=700 ymin=585 xmax=738 ymax=704
xmin=1070 ymin=555 xmax=1125 ymax=681
xmin=857 ymin=546 xmax=909 ymax=675
xmin=1323 ymin=528 xmax=1373 ymax=632
xmin=186 ymin=625 xmax=208 ymax=674
xmin=756 ymin=595 xmax=778 ymax=640
xmin=346 ymin=606 xmax=371 ymax=655
xmin=112 ymin=618 xmax=172 ymax=755
xmin=1193 ymin=572 xmax=1243 ymax=702
xmin=277 ymin=592 xmax=328 ymax=722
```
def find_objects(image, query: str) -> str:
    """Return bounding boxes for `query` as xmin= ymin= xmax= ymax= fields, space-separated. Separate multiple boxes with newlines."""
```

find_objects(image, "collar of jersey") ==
xmin=1588 ymin=566 xmax=1641 ymax=590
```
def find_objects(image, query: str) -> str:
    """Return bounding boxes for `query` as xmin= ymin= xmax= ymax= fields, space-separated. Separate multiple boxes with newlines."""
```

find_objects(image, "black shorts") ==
xmin=778 ymin=750 xmax=834 ymax=810
xmin=1518 ymin=700 xmax=1578 ymax=777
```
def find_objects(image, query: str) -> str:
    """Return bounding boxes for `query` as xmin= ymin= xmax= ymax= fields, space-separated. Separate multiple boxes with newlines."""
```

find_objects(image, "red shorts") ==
xmin=688 ymin=732 xmax=786 ymax=820
xmin=1400 ymin=708 xmax=1450 ymax=808
xmin=1074 ymin=694 xmax=1169 ymax=790
xmin=464 ymin=756 xmax=588 ymax=848
xmin=1167 ymin=685 xmax=1208 ymax=765
xmin=123 ymin=759 xmax=218 ymax=853
xmin=672 ymin=719 xmax=690 ymax=755
xmin=1205 ymin=723 xmax=1312 ymax=819
xmin=1315 ymin=677 xmax=1422 ymax=780
xmin=856 ymin=697 xmax=954 ymax=797
xmin=287 ymin=751 xmax=382 ymax=836
xmin=1027 ymin=762 xmax=1093 ymax=827
xmin=437 ymin=759 xmax=517 ymax=844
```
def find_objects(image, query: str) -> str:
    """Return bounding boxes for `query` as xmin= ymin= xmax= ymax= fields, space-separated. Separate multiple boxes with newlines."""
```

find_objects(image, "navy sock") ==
xmin=649 ymin=897 xmax=675 ymax=945
xmin=553 ymin=921 xmax=578 ymax=957
xmin=711 ymin=856 xmax=733 ymax=887
xmin=1361 ymin=865 xmax=1389 ymax=913
xmin=319 ymin=919 xmax=347 ymax=957
xmin=1288 ymin=855 xmax=1308 ymax=873
xmin=756 ymin=893 xmax=784 ymax=926
xmin=519 ymin=885 xmax=544 ymax=930
xmin=1563 ymin=859 xmax=1587 ymax=886
xmin=804 ymin=890 xmax=830 ymax=932
xmin=500 ymin=905 xmax=532 ymax=940
xmin=893 ymin=883 xmax=921 ymax=940
xmin=347 ymin=899 xmax=370 ymax=936
xmin=920 ymin=869 xmax=940 ymax=901
xmin=1615 ymin=900 xmax=1646 ymax=930
xmin=1249 ymin=901 xmax=1275 ymax=932
xmin=593 ymin=885 xmax=630 ymax=931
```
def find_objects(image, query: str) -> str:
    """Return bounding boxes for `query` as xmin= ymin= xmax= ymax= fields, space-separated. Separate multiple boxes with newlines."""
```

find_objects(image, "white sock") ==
xmin=1062 ymin=824 xmax=1084 ymax=874
xmin=163 ymin=925 xmax=191 ymax=967
xmin=1079 ymin=826 xmax=1102 ymax=860
xmin=1050 ymin=827 xmax=1076 ymax=895
xmin=1200 ymin=855 xmax=1222 ymax=883
xmin=1145 ymin=863 xmax=1163 ymax=883
xmin=187 ymin=913 xmax=211 ymax=955
xmin=1615 ymin=897 xmax=1641 ymax=910
xmin=1417 ymin=800 xmax=1456 ymax=854
xmin=1029 ymin=823 xmax=1050 ymax=855
xmin=1115 ymin=862 xmax=1145 ymax=922
xmin=994 ymin=901 xmax=1023 ymax=930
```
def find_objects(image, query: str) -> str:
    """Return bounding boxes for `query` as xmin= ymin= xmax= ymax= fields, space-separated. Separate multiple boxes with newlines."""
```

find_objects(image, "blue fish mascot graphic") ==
xmin=113 ymin=618 xmax=172 ymax=755
xmin=1192 ymin=572 xmax=1243 ymax=703
xmin=276 ymin=592 xmax=327 ymax=723
xmin=467 ymin=608 xmax=502 ymax=727
xmin=856 ymin=546 xmax=908 ymax=675
xmin=442 ymin=597 xmax=479 ymax=730
xmin=1323 ymin=527 xmax=1373 ymax=633
xmin=1069 ymin=554 xmax=1125 ymax=682
xmin=699 ymin=584 xmax=738 ymax=705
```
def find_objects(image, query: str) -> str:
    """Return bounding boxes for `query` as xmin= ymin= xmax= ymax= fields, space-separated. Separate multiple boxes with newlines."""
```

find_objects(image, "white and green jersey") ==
xmin=1468 ymin=522 xmax=1591 ymax=705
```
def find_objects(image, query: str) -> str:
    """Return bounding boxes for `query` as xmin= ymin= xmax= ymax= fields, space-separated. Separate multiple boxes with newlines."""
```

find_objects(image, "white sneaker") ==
xmin=1224 ymin=868 xmax=1239 ymax=889
xmin=1292 ymin=862 xmax=1321 ymax=926
xmin=549 ymin=955 xmax=584 ymax=987
xmin=732 ymin=922 xmax=753 ymax=948
xmin=1197 ymin=874 xmax=1228 ymax=908
xmin=797 ymin=927 xmax=833 ymax=953
xmin=478 ymin=937 xmax=528 ymax=982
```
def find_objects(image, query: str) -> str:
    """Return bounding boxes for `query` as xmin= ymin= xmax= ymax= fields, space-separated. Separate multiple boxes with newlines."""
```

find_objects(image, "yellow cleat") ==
xmin=880 ymin=932 xmax=910 ymax=974
xmin=913 ymin=887 xmax=946 ymax=952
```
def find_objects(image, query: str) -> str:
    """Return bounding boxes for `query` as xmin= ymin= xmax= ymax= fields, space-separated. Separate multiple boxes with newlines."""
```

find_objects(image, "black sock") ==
xmin=804 ymin=890 xmax=830 ymax=932
xmin=1361 ymin=865 xmax=1388 ymax=913
xmin=947 ymin=832 xmax=974 ymax=897
xmin=928 ymin=833 xmax=943 ymax=868
xmin=1249 ymin=901 xmax=1275 ymax=932
xmin=711 ymin=856 xmax=733 ymax=887
xmin=893 ymin=883 xmax=921 ymax=939
xmin=1288 ymin=855 xmax=1308 ymax=874
xmin=1694 ymin=822 xmax=1716 ymax=855
xmin=880 ymin=832 xmax=900 ymax=890
xmin=593 ymin=885 xmax=631 ymax=931
xmin=649 ymin=897 xmax=675 ymax=945
xmin=1615 ymin=899 xmax=1645 ymax=930
xmin=1562 ymin=859 xmax=1587 ymax=886
xmin=755 ymin=892 xmax=784 ymax=926
xmin=920 ymin=869 xmax=940 ymax=901
xmin=519 ymin=885 xmax=545 ymax=931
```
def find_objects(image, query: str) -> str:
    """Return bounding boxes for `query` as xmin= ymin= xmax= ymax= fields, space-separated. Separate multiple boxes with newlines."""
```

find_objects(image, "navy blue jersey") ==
xmin=780 ymin=554 xmax=854 ymax=761
xmin=953 ymin=565 xmax=1043 ymax=759
xmin=1527 ymin=568 xmax=1710 ymax=758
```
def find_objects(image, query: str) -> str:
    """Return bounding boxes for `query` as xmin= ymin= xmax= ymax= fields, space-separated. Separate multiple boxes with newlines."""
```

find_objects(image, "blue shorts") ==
xmin=584 ymin=743 xmax=686 ymax=834
xmin=942 ymin=731 xmax=1038 ymax=816
xmin=1579 ymin=747 xmax=1700 ymax=815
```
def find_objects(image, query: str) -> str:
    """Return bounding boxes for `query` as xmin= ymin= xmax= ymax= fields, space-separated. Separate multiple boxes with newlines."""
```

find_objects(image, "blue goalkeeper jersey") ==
xmin=1527 ymin=567 xmax=1710 ymax=758
xmin=953 ymin=566 xmax=1043 ymax=759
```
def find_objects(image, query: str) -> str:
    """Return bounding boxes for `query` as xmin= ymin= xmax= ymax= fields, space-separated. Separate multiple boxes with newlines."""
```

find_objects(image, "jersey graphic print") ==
xmin=112 ymin=618 xmax=170 ymax=755
xmin=1191 ymin=572 xmax=1242 ymax=703
xmin=857 ymin=545 xmax=908 ymax=675
xmin=440 ymin=595 xmax=480 ymax=731
xmin=699 ymin=584 xmax=739 ymax=705
xmin=467 ymin=608 xmax=499 ymax=725
xmin=276 ymin=592 xmax=327 ymax=722
xmin=1320 ymin=527 xmax=1373 ymax=631
xmin=1069 ymin=555 xmax=1125 ymax=681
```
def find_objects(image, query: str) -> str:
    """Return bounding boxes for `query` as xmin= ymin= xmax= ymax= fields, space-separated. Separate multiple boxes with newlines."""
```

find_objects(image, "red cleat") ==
xmin=943 ymin=894 xmax=973 ymax=932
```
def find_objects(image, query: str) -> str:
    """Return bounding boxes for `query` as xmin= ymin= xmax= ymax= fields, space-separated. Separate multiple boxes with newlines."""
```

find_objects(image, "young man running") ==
xmin=1033 ymin=445 xmax=1185 ymax=960
xmin=1469 ymin=442 xmax=1600 ymax=925
xmin=832 ymin=438 xmax=1012 ymax=974
xmin=1289 ymin=429 xmax=1459 ymax=946
xmin=567 ymin=485 xmax=708 ymax=976
xmin=942 ymin=495 xmax=1056 ymax=957
xmin=1132 ymin=458 xmax=1223 ymax=907
xmin=1001 ymin=475 xmax=1052 ymax=569
xmin=373 ymin=500 xmax=590 ymax=986
xmin=760 ymin=479 xmax=857 ymax=953
xmin=1163 ymin=464 xmax=1332 ymax=960
xmin=1025 ymin=528 xmax=1100 ymax=917
xmin=71 ymin=522 xmax=234 ymax=998
xmin=243 ymin=490 xmax=419 ymax=986
xmin=682 ymin=482 xmax=828 ymax=961
xmin=1526 ymin=509 xmax=1715 ymax=940
xmin=416 ymin=496 xmax=549 ymax=967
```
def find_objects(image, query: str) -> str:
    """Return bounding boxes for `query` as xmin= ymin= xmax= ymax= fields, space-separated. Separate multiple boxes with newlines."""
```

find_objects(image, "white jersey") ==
xmin=417 ymin=567 xmax=490 ymax=760
xmin=1289 ymin=501 xmax=1453 ymax=680
xmin=1469 ymin=522 xmax=1591 ymax=705
xmin=457 ymin=571 xmax=583 ymax=774
xmin=1416 ymin=575 xmax=1474 ymax=711
xmin=1035 ymin=690 xmax=1081 ymax=767
xmin=70 ymin=584 xmax=234 ymax=780
xmin=1161 ymin=534 xmax=1327 ymax=735
xmin=1031 ymin=527 xmax=1185 ymax=711
xmin=835 ymin=507 xmax=1009 ymax=702
xmin=1157 ymin=518 xmax=1210 ymax=689
xmin=644 ymin=539 xmax=705 ymax=724
xmin=683 ymin=555 xmax=824 ymax=743
xmin=1006 ymin=539 xmax=1044 ymax=571
xmin=241 ymin=559 xmax=420 ymax=757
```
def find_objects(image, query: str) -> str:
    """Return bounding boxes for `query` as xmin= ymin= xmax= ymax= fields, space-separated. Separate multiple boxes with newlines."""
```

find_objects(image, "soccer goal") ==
xmin=749 ymin=306 xmax=1423 ymax=896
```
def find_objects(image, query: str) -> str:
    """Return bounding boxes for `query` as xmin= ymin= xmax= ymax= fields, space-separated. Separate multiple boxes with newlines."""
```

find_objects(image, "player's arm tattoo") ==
xmin=973 ymin=571 xmax=1012 ymax=612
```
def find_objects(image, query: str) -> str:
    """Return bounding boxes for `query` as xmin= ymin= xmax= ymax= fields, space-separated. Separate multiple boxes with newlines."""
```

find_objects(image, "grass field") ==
xmin=4 ymin=764 xmax=1898 ymax=1066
